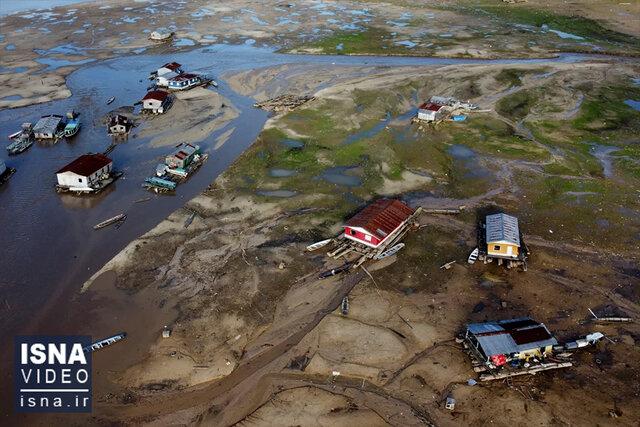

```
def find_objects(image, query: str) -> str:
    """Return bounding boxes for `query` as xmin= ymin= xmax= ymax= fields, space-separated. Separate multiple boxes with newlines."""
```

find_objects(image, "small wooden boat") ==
xmin=374 ymin=243 xmax=405 ymax=260
xmin=341 ymin=297 xmax=349 ymax=315
xmin=144 ymin=176 xmax=177 ymax=192
xmin=83 ymin=332 xmax=127 ymax=353
xmin=106 ymin=96 xmax=115 ymax=105
xmin=468 ymin=248 xmax=479 ymax=264
xmin=94 ymin=213 xmax=126 ymax=230
xmin=306 ymin=238 xmax=332 ymax=252
xmin=63 ymin=118 xmax=81 ymax=137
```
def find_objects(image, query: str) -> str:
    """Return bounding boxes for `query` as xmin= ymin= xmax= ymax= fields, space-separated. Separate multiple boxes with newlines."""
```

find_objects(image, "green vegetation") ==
xmin=494 ymin=68 xmax=542 ymax=88
xmin=496 ymin=89 xmax=539 ymax=120
xmin=284 ymin=27 xmax=397 ymax=55
xmin=573 ymin=85 xmax=640 ymax=132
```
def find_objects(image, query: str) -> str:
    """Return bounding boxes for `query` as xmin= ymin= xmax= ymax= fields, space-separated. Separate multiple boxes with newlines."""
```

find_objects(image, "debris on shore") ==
xmin=462 ymin=317 xmax=605 ymax=382
xmin=253 ymin=94 xmax=315 ymax=112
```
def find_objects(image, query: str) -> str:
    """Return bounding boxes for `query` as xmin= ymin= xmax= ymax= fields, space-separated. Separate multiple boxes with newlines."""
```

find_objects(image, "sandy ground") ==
xmin=136 ymin=87 xmax=238 ymax=147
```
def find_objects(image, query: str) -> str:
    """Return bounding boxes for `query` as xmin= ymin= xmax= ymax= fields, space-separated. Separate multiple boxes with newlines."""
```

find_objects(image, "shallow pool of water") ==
xmin=317 ymin=166 xmax=362 ymax=187
xmin=269 ymin=168 xmax=297 ymax=177
xmin=624 ymin=99 xmax=640 ymax=111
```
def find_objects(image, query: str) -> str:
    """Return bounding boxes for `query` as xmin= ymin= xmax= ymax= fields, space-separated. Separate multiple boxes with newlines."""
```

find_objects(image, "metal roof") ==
xmin=169 ymin=143 xmax=198 ymax=158
xmin=467 ymin=317 xmax=557 ymax=357
xmin=345 ymin=199 xmax=414 ymax=240
xmin=418 ymin=102 xmax=444 ymax=112
xmin=33 ymin=115 xmax=63 ymax=134
xmin=161 ymin=62 xmax=181 ymax=71
xmin=486 ymin=213 xmax=520 ymax=246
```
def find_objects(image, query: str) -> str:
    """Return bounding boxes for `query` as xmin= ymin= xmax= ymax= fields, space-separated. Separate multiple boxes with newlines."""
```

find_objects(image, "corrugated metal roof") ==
xmin=33 ymin=115 xmax=63 ymax=134
xmin=486 ymin=213 xmax=520 ymax=246
xmin=345 ymin=199 xmax=414 ymax=240
xmin=162 ymin=62 xmax=181 ymax=71
xmin=418 ymin=102 xmax=444 ymax=112
xmin=169 ymin=143 xmax=198 ymax=158
xmin=467 ymin=317 xmax=557 ymax=357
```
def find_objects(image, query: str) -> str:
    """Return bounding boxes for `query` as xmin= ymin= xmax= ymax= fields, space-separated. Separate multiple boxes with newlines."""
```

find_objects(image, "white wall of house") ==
xmin=56 ymin=164 xmax=112 ymax=188
xmin=417 ymin=110 xmax=436 ymax=121
xmin=142 ymin=99 xmax=165 ymax=113
xmin=110 ymin=124 xmax=126 ymax=134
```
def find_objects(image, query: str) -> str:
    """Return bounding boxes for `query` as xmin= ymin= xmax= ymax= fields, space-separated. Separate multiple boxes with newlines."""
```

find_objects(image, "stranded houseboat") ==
xmin=7 ymin=123 xmax=34 ymax=155
xmin=55 ymin=153 xmax=121 ymax=194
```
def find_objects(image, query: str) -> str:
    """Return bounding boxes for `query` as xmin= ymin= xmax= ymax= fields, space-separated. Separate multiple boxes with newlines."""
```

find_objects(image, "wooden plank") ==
xmin=479 ymin=362 xmax=572 ymax=381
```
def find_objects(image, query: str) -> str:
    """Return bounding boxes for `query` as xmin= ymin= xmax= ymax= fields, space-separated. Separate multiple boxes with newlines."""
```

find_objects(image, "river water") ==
xmin=0 ymin=45 xmax=601 ymax=345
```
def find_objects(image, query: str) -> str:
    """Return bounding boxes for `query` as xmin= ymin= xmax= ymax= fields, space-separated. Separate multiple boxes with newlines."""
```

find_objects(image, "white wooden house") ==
xmin=141 ymin=90 xmax=172 ymax=114
xmin=55 ymin=153 xmax=112 ymax=191
xmin=167 ymin=73 xmax=201 ymax=90
xmin=156 ymin=71 xmax=180 ymax=87
xmin=417 ymin=103 xmax=445 ymax=122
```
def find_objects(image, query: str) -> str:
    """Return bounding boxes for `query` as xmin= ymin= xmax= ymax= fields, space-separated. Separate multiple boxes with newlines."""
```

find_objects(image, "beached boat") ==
xmin=306 ymin=238 xmax=333 ymax=251
xmin=468 ymin=248 xmax=479 ymax=264
xmin=94 ymin=213 xmax=126 ymax=230
xmin=83 ymin=332 xmax=127 ymax=353
xmin=373 ymin=243 xmax=405 ymax=260
xmin=106 ymin=96 xmax=115 ymax=105
xmin=7 ymin=123 xmax=34 ymax=155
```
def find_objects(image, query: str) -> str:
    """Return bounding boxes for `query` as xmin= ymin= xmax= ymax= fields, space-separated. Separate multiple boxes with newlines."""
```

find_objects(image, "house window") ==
xmin=78 ymin=178 xmax=82 ymax=183
xmin=493 ymin=245 xmax=501 ymax=251
xmin=350 ymin=229 xmax=357 ymax=236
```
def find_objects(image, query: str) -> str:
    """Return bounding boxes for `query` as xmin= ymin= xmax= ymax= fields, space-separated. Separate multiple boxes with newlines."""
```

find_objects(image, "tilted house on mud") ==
xmin=344 ymin=199 xmax=414 ymax=248
xmin=55 ymin=153 xmax=112 ymax=191
xmin=465 ymin=317 xmax=557 ymax=368
xmin=417 ymin=102 xmax=445 ymax=122
xmin=141 ymin=90 xmax=172 ymax=114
